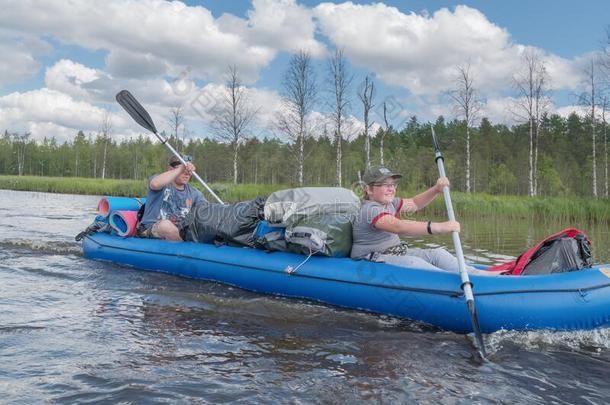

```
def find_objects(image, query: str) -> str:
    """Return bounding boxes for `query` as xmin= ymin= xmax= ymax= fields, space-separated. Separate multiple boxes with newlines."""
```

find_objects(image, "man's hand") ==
xmin=435 ymin=177 xmax=450 ymax=193
xmin=182 ymin=162 xmax=196 ymax=175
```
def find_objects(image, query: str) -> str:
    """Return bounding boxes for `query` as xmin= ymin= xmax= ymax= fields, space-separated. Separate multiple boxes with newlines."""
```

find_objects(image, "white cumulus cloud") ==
xmin=314 ymin=3 xmax=581 ymax=96
xmin=0 ymin=33 xmax=50 ymax=87
xmin=0 ymin=0 xmax=325 ymax=83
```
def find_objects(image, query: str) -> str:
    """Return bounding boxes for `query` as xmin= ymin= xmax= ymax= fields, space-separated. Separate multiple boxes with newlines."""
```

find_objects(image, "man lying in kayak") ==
xmin=351 ymin=165 xmax=493 ymax=275
xmin=137 ymin=155 xmax=206 ymax=241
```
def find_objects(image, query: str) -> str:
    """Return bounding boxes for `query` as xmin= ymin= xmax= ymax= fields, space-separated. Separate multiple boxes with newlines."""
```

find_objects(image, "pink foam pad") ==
xmin=97 ymin=198 xmax=110 ymax=217
xmin=109 ymin=210 xmax=139 ymax=237
xmin=97 ymin=197 xmax=146 ymax=218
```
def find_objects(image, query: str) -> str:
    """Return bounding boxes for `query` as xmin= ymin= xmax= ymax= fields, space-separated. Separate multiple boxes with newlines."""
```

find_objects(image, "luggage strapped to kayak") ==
xmin=488 ymin=228 xmax=592 ymax=275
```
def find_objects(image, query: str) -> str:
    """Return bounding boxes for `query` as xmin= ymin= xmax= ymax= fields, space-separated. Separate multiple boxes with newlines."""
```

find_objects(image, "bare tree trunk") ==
xmin=13 ymin=132 xmax=29 ymax=176
xmin=527 ymin=119 xmax=536 ymax=197
xmin=513 ymin=50 xmax=547 ymax=197
xmin=602 ymin=97 xmax=608 ymax=197
xmin=254 ymin=156 xmax=258 ymax=185
xmin=533 ymin=123 xmax=539 ymax=195
xmin=328 ymin=49 xmax=352 ymax=187
xmin=533 ymin=78 xmax=545 ymax=196
xmin=335 ymin=130 xmax=342 ymax=186
xmin=381 ymin=102 xmax=389 ymax=166
xmin=593 ymin=105 xmax=597 ymax=198
xmin=298 ymin=116 xmax=304 ymax=185
xmin=233 ymin=143 xmax=239 ymax=184
xmin=212 ymin=65 xmax=257 ymax=185
xmin=465 ymin=126 xmax=471 ymax=192
xmin=93 ymin=155 xmax=97 ymax=178
xmin=580 ymin=60 xmax=599 ymax=197
xmin=101 ymin=138 xmax=108 ymax=179
xmin=168 ymin=106 xmax=184 ymax=152
xmin=450 ymin=64 xmax=481 ymax=193
xmin=358 ymin=76 xmax=374 ymax=169
xmin=277 ymin=51 xmax=317 ymax=186
xmin=604 ymin=119 xmax=608 ymax=198
xmin=100 ymin=112 xmax=112 ymax=180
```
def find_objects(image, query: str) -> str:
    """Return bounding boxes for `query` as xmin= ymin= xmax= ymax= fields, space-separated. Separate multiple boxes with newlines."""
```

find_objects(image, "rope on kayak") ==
xmin=285 ymin=249 xmax=315 ymax=275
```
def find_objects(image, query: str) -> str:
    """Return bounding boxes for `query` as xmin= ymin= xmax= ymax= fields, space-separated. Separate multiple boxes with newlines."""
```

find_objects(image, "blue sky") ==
xmin=0 ymin=0 xmax=608 ymax=142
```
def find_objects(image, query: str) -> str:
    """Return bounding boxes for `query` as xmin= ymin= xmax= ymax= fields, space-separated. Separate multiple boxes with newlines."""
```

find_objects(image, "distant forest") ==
xmin=1 ymin=111 xmax=608 ymax=198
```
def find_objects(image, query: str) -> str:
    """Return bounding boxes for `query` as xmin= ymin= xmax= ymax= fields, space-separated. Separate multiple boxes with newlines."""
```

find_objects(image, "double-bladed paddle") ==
xmin=431 ymin=125 xmax=487 ymax=359
xmin=115 ymin=90 xmax=224 ymax=204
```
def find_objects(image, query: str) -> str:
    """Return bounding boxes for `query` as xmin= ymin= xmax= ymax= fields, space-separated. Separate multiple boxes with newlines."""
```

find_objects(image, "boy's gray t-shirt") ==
xmin=141 ymin=177 xmax=205 ymax=229
xmin=351 ymin=198 xmax=403 ymax=259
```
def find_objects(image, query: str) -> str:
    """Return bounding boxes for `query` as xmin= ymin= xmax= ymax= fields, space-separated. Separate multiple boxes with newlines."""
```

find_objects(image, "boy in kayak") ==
xmin=137 ymin=155 xmax=206 ymax=241
xmin=351 ymin=165 xmax=492 ymax=275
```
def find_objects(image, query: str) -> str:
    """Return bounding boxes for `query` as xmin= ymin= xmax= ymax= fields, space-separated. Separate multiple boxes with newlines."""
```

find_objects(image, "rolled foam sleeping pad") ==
xmin=108 ymin=210 xmax=139 ymax=237
xmin=97 ymin=197 xmax=146 ymax=218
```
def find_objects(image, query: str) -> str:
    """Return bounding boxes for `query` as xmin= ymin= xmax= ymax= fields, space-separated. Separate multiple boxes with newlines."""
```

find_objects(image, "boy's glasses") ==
xmin=372 ymin=182 xmax=398 ymax=189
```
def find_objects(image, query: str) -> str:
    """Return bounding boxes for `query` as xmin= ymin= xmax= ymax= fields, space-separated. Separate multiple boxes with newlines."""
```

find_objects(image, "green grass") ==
xmin=407 ymin=191 xmax=610 ymax=223
xmin=0 ymin=175 xmax=287 ymax=202
xmin=2 ymin=175 xmax=610 ymax=222
xmin=0 ymin=175 xmax=146 ymax=196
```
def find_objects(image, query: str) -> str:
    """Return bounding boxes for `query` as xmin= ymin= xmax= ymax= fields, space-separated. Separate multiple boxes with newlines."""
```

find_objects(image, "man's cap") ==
xmin=168 ymin=154 xmax=192 ymax=167
xmin=362 ymin=165 xmax=402 ymax=184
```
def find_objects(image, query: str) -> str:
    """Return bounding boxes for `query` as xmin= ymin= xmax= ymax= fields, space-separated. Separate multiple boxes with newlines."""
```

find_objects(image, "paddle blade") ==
xmin=467 ymin=300 xmax=487 ymax=359
xmin=115 ymin=90 xmax=158 ymax=134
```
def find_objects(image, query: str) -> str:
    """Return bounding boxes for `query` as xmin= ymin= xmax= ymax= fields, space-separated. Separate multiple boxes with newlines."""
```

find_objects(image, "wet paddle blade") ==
xmin=115 ymin=90 xmax=158 ymax=134
xmin=468 ymin=300 xmax=487 ymax=359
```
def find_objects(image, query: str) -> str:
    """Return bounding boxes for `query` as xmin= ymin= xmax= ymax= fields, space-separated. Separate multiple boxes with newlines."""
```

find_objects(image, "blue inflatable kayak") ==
xmin=82 ymin=233 xmax=610 ymax=334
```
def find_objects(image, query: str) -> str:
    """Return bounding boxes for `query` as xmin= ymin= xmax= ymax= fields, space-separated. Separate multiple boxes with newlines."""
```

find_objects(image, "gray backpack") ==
xmin=264 ymin=187 xmax=360 ymax=227
xmin=285 ymin=213 xmax=354 ymax=257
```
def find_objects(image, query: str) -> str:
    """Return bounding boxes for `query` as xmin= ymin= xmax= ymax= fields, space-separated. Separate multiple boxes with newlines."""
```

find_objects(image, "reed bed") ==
xmin=2 ymin=175 xmax=610 ymax=222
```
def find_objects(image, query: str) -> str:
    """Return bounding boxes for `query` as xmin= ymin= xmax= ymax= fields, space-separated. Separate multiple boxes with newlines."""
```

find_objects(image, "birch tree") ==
xmin=213 ymin=65 xmax=257 ymax=184
xmin=449 ymin=64 xmax=481 ymax=193
xmin=100 ymin=112 xmax=112 ymax=180
xmin=327 ymin=49 xmax=352 ymax=186
xmin=167 ymin=106 xmax=184 ymax=152
xmin=513 ymin=49 xmax=548 ymax=197
xmin=277 ymin=51 xmax=317 ymax=186
xmin=532 ymin=71 xmax=550 ymax=195
xmin=579 ymin=59 xmax=600 ymax=197
xmin=13 ymin=132 xmax=30 ymax=176
xmin=601 ymin=96 xmax=609 ymax=197
xmin=358 ymin=76 xmax=375 ymax=168
xmin=380 ymin=101 xmax=390 ymax=165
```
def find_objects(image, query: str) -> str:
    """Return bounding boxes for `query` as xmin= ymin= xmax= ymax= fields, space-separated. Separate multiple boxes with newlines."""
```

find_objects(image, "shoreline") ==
xmin=2 ymin=175 xmax=609 ymax=222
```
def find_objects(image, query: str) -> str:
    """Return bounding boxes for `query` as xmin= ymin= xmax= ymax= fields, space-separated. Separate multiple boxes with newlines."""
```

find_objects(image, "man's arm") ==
xmin=149 ymin=162 xmax=195 ymax=190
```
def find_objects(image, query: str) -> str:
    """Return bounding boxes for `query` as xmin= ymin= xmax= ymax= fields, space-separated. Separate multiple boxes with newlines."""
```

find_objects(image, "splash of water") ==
xmin=0 ymin=239 xmax=82 ymax=255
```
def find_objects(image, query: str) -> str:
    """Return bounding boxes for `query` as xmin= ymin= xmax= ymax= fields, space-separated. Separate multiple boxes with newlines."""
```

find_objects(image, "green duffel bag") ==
xmin=285 ymin=213 xmax=353 ymax=258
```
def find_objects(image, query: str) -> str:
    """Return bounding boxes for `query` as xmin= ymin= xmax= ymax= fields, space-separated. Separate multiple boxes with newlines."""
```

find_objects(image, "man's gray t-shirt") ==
xmin=351 ymin=198 xmax=403 ymax=259
xmin=140 ymin=177 xmax=205 ymax=229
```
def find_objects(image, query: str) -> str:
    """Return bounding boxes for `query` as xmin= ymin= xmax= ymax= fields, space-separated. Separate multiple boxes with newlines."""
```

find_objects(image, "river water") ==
xmin=1 ymin=190 xmax=609 ymax=403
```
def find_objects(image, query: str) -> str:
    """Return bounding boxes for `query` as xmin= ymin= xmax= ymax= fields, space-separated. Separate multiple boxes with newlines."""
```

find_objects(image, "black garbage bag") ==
xmin=180 ymin=197 xmax=266 ymax=246
xmin=522 ymin=234 xmax=592 ymax=275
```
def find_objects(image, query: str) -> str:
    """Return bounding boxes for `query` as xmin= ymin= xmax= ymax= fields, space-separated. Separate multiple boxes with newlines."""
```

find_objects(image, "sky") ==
xmin=0 ymin=0 xmax=608 ymax=143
